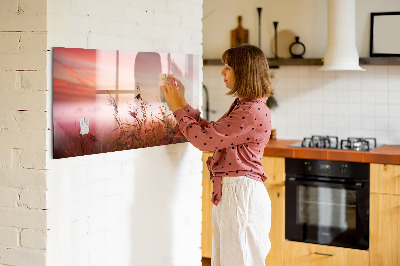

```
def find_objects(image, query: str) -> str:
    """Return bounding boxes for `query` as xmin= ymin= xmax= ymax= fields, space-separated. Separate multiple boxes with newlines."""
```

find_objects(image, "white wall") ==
xmin=271 ymin=65 xmax=400 ymax=144
xmin=0 ymin=0 xmax=48 ymax=265
xmin=47 ymin=144 xmax=202 ymax=266
xmin=46 ymin=0 xmax=203 ymax=266
xmin=203 ymin=0 xmax=400 ymax=58
xmin=203 ymin=0 xmax=326 ymax=59
xmin=204 ymin=64 xmax=400 ymax=145
xmin=203 ymin=0 xmax=400 ymax=145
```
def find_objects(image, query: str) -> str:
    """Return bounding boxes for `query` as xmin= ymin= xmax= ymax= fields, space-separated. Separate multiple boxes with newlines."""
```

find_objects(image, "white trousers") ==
xmin=212 ymin=176 xmax=271 ymax=266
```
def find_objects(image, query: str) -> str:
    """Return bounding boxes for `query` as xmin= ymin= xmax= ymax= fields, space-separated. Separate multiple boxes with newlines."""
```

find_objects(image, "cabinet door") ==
xmin=264 ymin=184 xmax=284 ymax=266
xmin=284 ymin=241 xmax=369 ymax=266
xmin=370 ymin=193 xmax=400 ymax=266
xmin=370 ymin=163 xmax=400 ymax=195
xmin=261 ymin=156 xmax=285 ymax=185
xmin=201 ymin=152 xmax=213 ymax=258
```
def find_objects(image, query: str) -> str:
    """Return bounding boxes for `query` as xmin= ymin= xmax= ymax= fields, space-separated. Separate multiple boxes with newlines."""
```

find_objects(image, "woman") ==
xmin=161 ymin=44 xmax=273 ymax=266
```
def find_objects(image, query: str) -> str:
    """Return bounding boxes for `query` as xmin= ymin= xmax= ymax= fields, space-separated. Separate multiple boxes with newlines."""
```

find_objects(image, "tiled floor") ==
xmin=202 ymin=257 xmax=211 ymax=266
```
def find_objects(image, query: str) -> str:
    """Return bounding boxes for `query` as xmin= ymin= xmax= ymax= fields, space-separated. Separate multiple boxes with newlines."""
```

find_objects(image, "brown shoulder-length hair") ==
xmin=221 ymin=44 xmax=273 ymax=99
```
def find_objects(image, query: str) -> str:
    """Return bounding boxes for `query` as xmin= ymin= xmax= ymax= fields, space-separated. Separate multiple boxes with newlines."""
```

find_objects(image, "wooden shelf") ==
xmin=202 ymin=59 xmax=223 ymax=66
xmin=359 ymin=57 xmax=400 ymax=65
xmin=203 ymin=57 xmax=400 ymax=67
xmin=203 ymin=58 xmax=323 ymax=67
xmin=268 ymin=58 xmax=322 ymax=67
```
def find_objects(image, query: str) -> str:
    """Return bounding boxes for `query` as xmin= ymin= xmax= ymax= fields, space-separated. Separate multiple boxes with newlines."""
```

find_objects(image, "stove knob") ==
xmin=340 ymin=164 xmax=347 ymax=174
xmin=305 ymin=162 xmax=312 ymax=171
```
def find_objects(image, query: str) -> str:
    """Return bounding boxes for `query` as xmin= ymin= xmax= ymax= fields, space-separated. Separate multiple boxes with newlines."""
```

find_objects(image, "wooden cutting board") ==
xmin=231 ymin=16 xmax=249 ymax=48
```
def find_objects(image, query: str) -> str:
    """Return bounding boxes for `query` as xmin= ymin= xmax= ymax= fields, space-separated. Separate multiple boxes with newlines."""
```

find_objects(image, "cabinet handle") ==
xmin=314 ymin=252 xmax=335 ymax=257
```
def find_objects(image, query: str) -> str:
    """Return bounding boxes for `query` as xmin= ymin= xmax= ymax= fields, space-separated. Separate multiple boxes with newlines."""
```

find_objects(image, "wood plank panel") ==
xmin=370 ymin=193 xmax=400 ymax=266
xmin=284 ymin=241 xmax=369 ymax=266
xmin=201 ymin=152 xmax=213 ymax=258
xmin=265 ymin=184 xmax=285 ymax=266
xmin=262 ymin=156 xmax=285 ymax=185
xmin=370 ymin=163 xmax=400 ymax=195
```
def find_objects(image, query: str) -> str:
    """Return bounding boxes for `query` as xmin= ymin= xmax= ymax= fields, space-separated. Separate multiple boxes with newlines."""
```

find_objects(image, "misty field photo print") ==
xmin=52 ymin=47 xmax=200 ymax=159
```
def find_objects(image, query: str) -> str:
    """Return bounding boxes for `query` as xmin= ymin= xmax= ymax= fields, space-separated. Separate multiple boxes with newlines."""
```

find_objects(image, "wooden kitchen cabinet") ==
xmin=264 ymin=184 xmax=285 ymax=266
xmin=370 ymin=163 xmax=400 ymax=195
xmin=284 ymin=241 xmax=369 ymax=266
xmin=201 ymin=154 xmax=286 ymax=265
xmin=261 ymin=156 xmax=285 ymax=186
xmin=370 ymin=163 xmax=400 ymax=266
xmin=370 ymin=193 xmax=400 ymax=266
xmin=201 ymin=152 xmax=213 ymax=258
xmin=261 ymin=156 xmax=285 ymax=266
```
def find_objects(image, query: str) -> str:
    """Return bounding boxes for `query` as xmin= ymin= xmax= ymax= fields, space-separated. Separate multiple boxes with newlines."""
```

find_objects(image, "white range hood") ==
xmin=320 ymin=0 xmax=365 ymax=71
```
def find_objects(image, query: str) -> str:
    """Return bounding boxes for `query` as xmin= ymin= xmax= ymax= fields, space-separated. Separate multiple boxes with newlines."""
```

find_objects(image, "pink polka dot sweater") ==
xmin=173 ymin=97 xmax=271 ymax=206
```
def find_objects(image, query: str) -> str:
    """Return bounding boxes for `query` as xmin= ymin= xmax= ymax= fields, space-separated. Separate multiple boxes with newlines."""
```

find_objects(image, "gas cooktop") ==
xmin=289 ymin=135 xmax=382 ymax=151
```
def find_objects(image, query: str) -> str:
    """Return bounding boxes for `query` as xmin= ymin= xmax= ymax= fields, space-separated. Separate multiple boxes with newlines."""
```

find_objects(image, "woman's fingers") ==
xmin=160 ymin=79 xmax=182 ymax=112
xmin=164 ymin=74 xmax=184 ymax=91
xmin=160 ymin=85 xmax=167 ymax=95
xmin=162 ymin=75 xmax=186 ymax=110
xmin=166 ymin=75 xmax=180 ymax=88
xmin=176 ymin=79 xmax=184 ymax=89
xmin=164 ymin=80 xmax=179 ymax=95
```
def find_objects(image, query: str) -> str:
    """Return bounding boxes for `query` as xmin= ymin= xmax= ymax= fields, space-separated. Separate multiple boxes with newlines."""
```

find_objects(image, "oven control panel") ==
xmin=286 ymin=158 xmax=369 ymax=180
xmin=318 ymin=162 xmax=332 ymax=173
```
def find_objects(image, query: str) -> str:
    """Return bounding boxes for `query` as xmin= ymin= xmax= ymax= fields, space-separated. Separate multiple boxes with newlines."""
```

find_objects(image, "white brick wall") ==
xmin=0 ymin=0 xmax=46 ymax=32
xmin=0 ymin=227 xmax=19 ymax=247
xmin=0 ymin=208 xmax=46 ymax=230
xmin=0 ymin=169 xmax=47 ymax=189
xmin=47 ymin=145 xmax=203 ymax=266
xmin=21 ymin=229 xmax=47 ymax=250
xmin=46 ymin=1 xmax=203 ymax=266
xmin=0 ymin=187 xmax=19 ymax=208
xmin=2 ymin=0 xmax=203 ymax=265
xmin=0 ymin=248 xmax=46 ymax=266
xmin=0 ymin=0 xmax=48 ymax=265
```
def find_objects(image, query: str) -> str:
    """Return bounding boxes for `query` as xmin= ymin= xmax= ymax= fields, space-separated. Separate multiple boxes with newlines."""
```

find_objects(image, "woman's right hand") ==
xmin=168 ymin=75 xmax=187 ymax=108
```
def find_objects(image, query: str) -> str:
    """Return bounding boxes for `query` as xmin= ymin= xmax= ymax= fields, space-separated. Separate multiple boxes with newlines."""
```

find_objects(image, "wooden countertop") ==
xmin=263 ymin=139 xmax=400 ymax=165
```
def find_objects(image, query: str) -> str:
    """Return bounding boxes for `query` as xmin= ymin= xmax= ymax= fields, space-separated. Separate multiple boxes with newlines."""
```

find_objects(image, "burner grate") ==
xmin=340 ymin=137 xmax=377 ymax=151
xmin=301 ymin=135 xmax=339 ymax=149
xmin=296 ymin=136 xmax=378 ymax=151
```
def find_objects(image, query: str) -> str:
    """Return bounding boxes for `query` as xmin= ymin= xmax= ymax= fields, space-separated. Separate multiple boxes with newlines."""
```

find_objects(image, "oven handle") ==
xmin=286 ymin=177 xmax=364 ymax=189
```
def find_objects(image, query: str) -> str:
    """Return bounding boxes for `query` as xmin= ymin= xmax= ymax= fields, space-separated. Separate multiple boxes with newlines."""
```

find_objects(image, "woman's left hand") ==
xmin=160 ymin=78 xmax=183 ymax=113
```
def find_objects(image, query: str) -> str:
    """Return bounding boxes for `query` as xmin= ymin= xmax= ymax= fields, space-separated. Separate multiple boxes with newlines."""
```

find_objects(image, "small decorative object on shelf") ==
xmin=257 ymin=8 xmax=262 ymax=48
xmin=270 ymin=129 xmax=277 ymax=140
xmin=231 ymin=16 xmax=249 ymax=48
xmin=289 ymin=36 xmax=306 ymax=58
xmin=266 ymin=72 xmax=278 ymax=110
xmin=266 ymin=95 xmax=278 ymax=110
xmin=273 ymin=21 xmax=279 ymax=58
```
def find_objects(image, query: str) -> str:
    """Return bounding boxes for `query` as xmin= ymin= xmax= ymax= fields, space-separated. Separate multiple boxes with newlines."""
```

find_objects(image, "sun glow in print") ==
xmin=52 ymin=47 xmax=200 ymax=159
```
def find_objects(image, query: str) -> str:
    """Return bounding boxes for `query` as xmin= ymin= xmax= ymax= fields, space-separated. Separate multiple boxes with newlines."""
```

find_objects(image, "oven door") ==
xmin=285 ymin=177 xmax=369 ymax=250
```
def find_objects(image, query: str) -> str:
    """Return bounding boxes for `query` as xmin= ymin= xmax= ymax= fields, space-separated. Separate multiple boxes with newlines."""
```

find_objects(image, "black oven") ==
xmin=285 ymin=158 xmax=369 ymax=250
